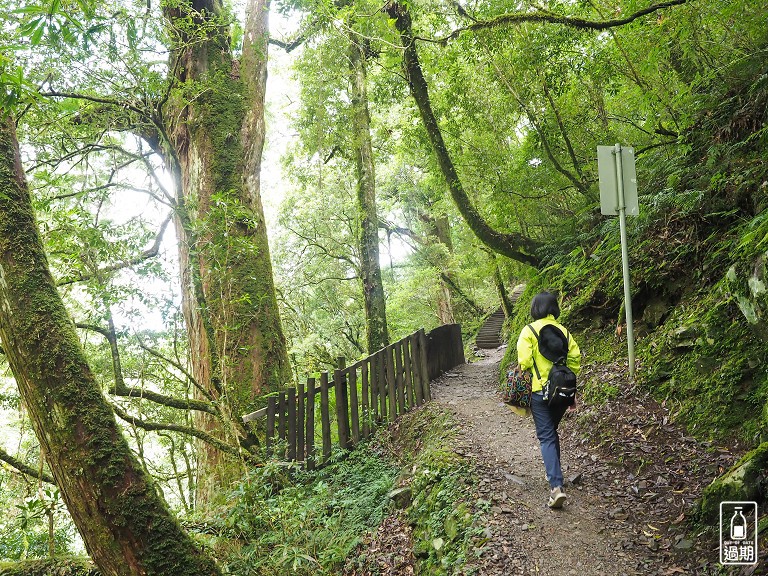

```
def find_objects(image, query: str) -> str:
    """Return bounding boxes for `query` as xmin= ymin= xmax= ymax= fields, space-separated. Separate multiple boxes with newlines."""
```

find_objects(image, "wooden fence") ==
xmin=242 ymin=325 xmax=465 ymax=468
xmin=424 ymin=323 xmax=465 ymax=381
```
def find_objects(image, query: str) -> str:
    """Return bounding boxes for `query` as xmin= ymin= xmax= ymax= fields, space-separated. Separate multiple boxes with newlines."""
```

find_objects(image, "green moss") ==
xmin=389 ymin=406 xmax=484 ymax=574
xmin=197 ymin=71 xmax=247 ymax=200
xmin=0 ymin=558 xmax=100 ymax=576
xmin=699 ymin=441 xmax=768 ymax=522
xmin=637 ymin=279 xmax=768 ymax=444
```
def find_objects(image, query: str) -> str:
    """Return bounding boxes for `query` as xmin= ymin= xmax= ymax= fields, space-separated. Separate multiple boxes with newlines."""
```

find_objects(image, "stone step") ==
xmin=475 ymin=307 xmax=505 ymax=348
xmin=475 ymin=284 xmax=527 ymax=348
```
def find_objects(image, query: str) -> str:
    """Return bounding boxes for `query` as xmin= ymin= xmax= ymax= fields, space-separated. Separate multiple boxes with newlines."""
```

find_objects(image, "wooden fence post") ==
xmin=320 ymin=372 xmax=331 ymax=464
xmin=386 ymin=346 xmax=397 ymax=420
xmin=395 ymin=340 xmax=406 ymax=416
xmin=265 ymin=395 xmax=276 ymax=457
xmin=361 ymin=359 xmax=370 ymax=438
xmin=306 ymin=377 xmax=316 ymax=470
xmin=277 ymin=391 xmax=287 ymax=457
xmin=349 ymin=366 xmax=360 ymax=444
xmin=419 ymin=329 xmax=432 ymax=401
xmin=370 ymin=354 xmax=379 ymax=422
xmin=297 ymin=382 xmax=305 ymax=463
xmin=411 ymin=333 xmax=424 ymax=406
xmin=334 ymin=362 xmax=350 ymax=450
xmin=287 ymin=388 xmax=297 ymax=461
xmin=377 ymin=348 xmax=392 ymax=422
xmin=403 ymin=337 xmax=415 ymax=409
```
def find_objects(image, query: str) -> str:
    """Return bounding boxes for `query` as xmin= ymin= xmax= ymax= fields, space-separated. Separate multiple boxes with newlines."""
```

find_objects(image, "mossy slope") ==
xmin=502 ymin=48 xmax=768 ymax=512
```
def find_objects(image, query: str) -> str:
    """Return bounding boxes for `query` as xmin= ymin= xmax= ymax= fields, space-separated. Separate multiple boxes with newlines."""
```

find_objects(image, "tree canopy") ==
xmin=0 ymin=0 xmax=767 ymax=572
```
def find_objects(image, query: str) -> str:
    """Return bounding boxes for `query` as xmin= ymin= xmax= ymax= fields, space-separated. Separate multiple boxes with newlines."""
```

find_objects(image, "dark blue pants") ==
xmin=530 ymin=392 xmax=569 ymax=489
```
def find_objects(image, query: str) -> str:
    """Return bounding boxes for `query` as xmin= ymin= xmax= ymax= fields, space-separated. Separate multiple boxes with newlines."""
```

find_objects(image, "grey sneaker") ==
xmin=548 ymin=486 xmax=566 ymax=509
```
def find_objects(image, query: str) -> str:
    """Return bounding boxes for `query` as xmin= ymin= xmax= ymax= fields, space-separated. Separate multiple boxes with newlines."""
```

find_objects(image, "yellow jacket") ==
xmin=516 ymin=315 xmax=581 ymax=392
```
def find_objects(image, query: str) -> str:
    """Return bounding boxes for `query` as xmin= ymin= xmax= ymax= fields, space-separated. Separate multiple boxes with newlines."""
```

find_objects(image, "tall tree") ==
xmin=161 ymin=0 xmax=291 ymax=503
xmin=0 ymin=114 xmax=221 ymax=576
xmin=384 ymin=2 xmax=542 ymax=267
xmin=349 ymin=36 xmax=389 ymax=351
xmin=12 ymin=0 xmax=293 ymax=504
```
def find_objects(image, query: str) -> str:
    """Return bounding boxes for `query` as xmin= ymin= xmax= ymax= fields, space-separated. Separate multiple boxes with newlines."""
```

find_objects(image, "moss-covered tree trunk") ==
xmin=349 ymin=37 xmax=389 ymax=352
xmin=385 ymin=2 xmax=542 ymax=267
xmin=163 ymin=0 xmax=290 ymax=505
xmin=0 ymin=116 xmax=221 ymax=576
xmin=492 ymin=256 xmax=515 ymax=319
xmin=426 ymin=214 xmax=455 ymax=324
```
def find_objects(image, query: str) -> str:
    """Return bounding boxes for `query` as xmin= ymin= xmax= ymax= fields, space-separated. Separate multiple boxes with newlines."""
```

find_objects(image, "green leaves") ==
xmin=13 ymin=0 xmax=94 ymax=47
xmin=0 ymin=60 xmax=38 ymax=113
xmin=0 ymin=0 xmax=109 ymax=113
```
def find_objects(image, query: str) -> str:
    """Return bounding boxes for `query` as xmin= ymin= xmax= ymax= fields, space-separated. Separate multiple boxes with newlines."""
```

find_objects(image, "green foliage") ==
xmin=0 ymin=485 xmax=75 ymax=562
xmin=393 ymin=407 xmax=484 ymax=574
xmin=219 ymin=449 xmax=398 ymax=575
xmin=2 ymin=0 xmax=768 ymax=569
xmin=0 ymin=529 xmax=73 ymax=565
xmin=638 ymin=282 xmax=768 ymax=444
xmin=0 ymin=558 xmax=99 ymax=576
xmin=498 ymin=26 xmax=768 ymax=447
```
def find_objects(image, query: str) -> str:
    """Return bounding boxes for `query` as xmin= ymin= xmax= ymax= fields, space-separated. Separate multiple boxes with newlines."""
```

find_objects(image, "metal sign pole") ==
xmin=614 ymin=143 xmax=636 ymax=377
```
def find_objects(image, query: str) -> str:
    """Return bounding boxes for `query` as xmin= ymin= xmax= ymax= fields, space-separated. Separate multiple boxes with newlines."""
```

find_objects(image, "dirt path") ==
xmin=431 ymin=347 xmax=726 ymax=576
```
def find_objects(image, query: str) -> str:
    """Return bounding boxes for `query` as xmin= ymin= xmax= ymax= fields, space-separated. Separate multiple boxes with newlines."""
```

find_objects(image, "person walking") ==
xmin=516 ymin=291 xmax=581 ymax=508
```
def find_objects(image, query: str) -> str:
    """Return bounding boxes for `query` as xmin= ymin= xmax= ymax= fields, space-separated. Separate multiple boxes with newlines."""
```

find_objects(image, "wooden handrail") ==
xmin=241 ymin=324 xmax=464 ymax=467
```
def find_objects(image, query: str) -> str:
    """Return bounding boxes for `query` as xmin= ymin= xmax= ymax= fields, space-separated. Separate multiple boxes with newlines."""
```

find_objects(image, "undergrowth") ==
xmin=0 ymin=558 xmax=98 ymax=576
xmin=211 ymin=404 xmax=484 ymax=575
xmin=217 ymin=449 xmax=398 ymax=575
xmin=383 ymin=405 xmax=486 ymax=575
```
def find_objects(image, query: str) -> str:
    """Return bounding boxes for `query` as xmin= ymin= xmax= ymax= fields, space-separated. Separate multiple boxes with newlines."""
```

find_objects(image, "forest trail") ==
xmin=430 ymin=347 xmax=724 ymax=576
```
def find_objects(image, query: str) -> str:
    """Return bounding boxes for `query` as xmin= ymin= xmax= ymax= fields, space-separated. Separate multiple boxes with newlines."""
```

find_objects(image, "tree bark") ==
xmin=420 ymin=212 xmax=455 ymax=324
xmin=492 ymin=255 xmax=515 ymax=319
xmin=163 ymin=0 xmax=291 ymax=504
xmin=349 ymin=38 xmax=389 ymax=352
xmin=385 ymin=2 xmax=542 ymax=267
xmin=0 ymin=116 xmax=220 ymax=576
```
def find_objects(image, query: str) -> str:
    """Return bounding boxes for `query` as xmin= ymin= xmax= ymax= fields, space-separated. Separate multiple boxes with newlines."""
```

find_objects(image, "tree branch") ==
xmin=41 ymin=90 xmax=151 ymax=119
xmin=111 ymin=404 xmax=247 ymax=460
xmin=385 ymin=2 xmax=542 ymax=267
xmin=136 ymin=339 xmax=212 ymax=402
xmin=42 ymin=89 xmax=164 ymax=153
xmin=75 ymin=321 xmax=218 ymax=414
xmin=57 ymin=212 xmax=173 ymax=286
xmin=427 ymin=0 xmax=689 ymax=44
xmin=110 ymin=386 xmax=220 ymax=415
xmin=540 ymin=76 xmax=584 ymax=182
xmin=484 ymin=52 xmax=590 ymax=198
xmin=268 ymin=14 xmax=323 ymax=52
xmin=0 ymin=446 xmax=55 ymax=484
xmin=440 ymin=272 xmax=485 ymax=316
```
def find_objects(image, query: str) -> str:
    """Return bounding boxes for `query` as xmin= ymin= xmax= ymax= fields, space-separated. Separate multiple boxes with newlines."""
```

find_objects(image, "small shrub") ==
xmin=0 ymin=558 xmax=99 ymax=576
xmin=220 ymin=447 xmax=398 ymax=575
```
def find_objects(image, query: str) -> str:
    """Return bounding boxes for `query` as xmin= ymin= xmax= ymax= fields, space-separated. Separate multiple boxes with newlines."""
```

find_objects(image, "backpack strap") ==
xmin=526 ymin=324 xmax=541 ymax=381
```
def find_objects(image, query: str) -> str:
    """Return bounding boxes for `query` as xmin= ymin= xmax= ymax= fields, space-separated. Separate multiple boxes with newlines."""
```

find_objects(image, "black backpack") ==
xmin=527 ymin=323 xmax=577 ymax=408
